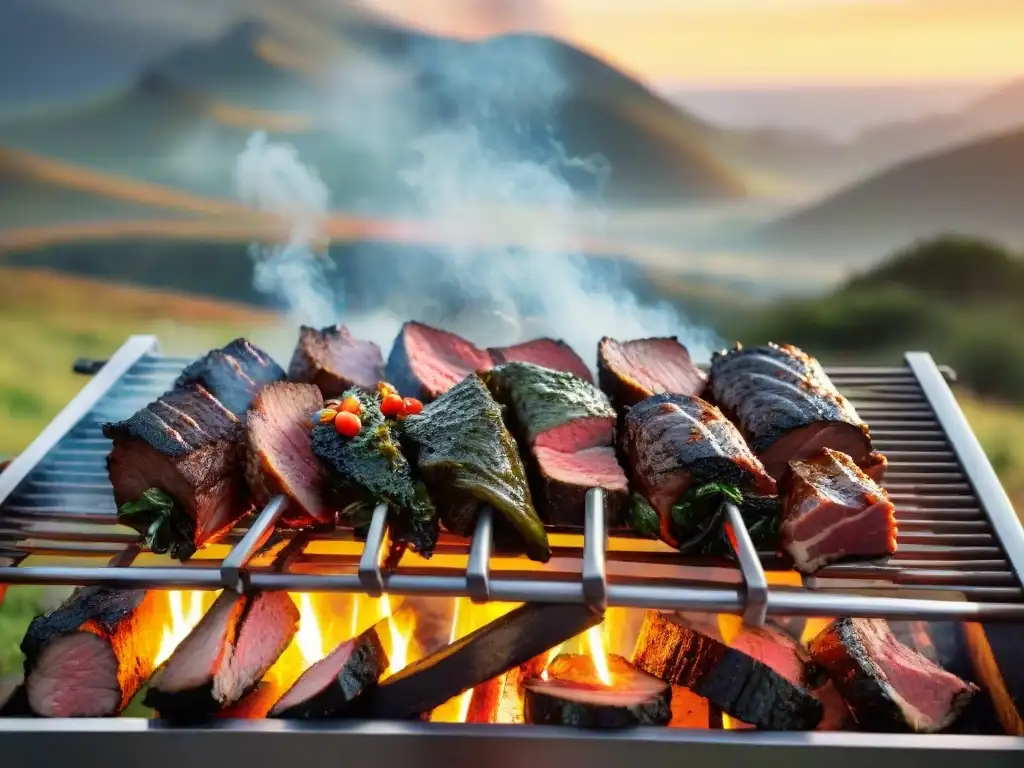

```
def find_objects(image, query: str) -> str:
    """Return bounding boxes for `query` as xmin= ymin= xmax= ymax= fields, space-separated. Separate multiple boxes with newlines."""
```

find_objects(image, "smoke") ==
xmin=233 ymin=29 xmax=720 ymax=367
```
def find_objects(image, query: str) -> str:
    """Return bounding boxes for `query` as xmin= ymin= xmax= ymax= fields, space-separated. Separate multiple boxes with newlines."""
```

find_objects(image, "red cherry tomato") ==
xmin=380 ymin=393 xmax=405 ymax=418
xmin=339 ymin=396 xmax=362 ymax=416
xmin=402 ymin=397 xmax=424 ymax=416
xmin=334 ymin=411 xmax=362 ymax=438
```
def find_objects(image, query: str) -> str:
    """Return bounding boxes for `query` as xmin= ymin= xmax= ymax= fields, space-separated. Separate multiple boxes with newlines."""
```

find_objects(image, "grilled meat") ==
xmin=622 ymin=394 xmax=777 ymax=549
xmin=632 ymin=611 xmax=823 ymax=730
xmin=489 ymin=337 xmax=592 ymax=382
xmin=402 ymin=375 xmax=549 ymax=561
xmin=484 ymin=361 xmax=627 ymax=526
xmin=386 ymin=321 xmax=493 ymax=402
xmin=523 ymin=653 xmax=672 ymax=729
xmin=174 ymin=338 xmax=285 ymax=419
xmin=709 ymin=343 xmax=872 ymax=480
xmin=270 ymin=621 xmax=389 ymax=719
xmin=145 ymin=591 xmax=299 ymax=722
xmin=20 ymin=587 xmax=163 ymax=717
xmin=598 ymin=336 xmax=707 ymax=409
xmin=781 ymin=448 xmax=898 ymax=573
xmin=862 ymin=450 xmax=888 ymax=483
xmin=288 ymin=325 xmax=385 ymax=397
xmin=245 ymin=382 xmax=332 ymax=528
xmin=311 ymin=387 xmax=437 ymax=561
xmin=104 ymin=384 xmax=249 ymax=559
xmin=809 ymin=618 xmax=979 ymax=733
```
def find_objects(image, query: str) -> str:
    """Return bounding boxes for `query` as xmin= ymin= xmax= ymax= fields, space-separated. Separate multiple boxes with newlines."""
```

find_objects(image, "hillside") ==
xmin=0 ymin=20 xmax=750 ymax=210
xmin=761 ymin=127 xmax=1024 ymax=257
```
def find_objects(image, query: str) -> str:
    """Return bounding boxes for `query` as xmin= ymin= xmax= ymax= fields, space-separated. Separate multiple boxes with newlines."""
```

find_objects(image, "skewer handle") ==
xmin=723 ymin=501 xmax=768 ymax=627
xmin=220 ymin=495 xmax=288 ymax=592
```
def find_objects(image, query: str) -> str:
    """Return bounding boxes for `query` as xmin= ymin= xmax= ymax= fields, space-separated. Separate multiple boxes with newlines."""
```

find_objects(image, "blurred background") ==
xmin=1 ymin=0 xmax=1022 ymax=676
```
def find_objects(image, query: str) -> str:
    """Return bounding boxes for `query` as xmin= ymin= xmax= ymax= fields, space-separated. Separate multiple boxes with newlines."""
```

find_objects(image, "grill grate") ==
xmin=1 ymin=335 xmax=1023 ymax=624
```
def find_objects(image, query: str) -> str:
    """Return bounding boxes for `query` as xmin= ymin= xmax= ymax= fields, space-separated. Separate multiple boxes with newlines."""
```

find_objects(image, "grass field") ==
xmin=1 ymin=267 xmax=1023 ymax=682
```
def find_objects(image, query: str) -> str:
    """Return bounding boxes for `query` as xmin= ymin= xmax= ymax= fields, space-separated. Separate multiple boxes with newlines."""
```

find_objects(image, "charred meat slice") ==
xmin=270 ymin=621 xmax=389 ymax=719
xmin=386 ymin=321 xmax=493 ymax=402
xmin=484 ymin=362 xmax=616 ymax=451
xmin=622 ymin=394 xmax=777 ymax=550
xmin=288 ymin=325 xmax=385 ymax=397
xmin=598 ymin=336 xmax=707 ymax=408
xmin=524 ymin=653 xmax=671 ymax=729
xmin=809 ymin=618 xmax=978 ymax=733
xmin=402 ymin=375 xmax=549 ymax=561
xmin=145 ymin=590 xmax=299 ymax=722
xmin=489 ymin=338 xmax=592 ymax=382
xmin=174 ymin=338 xmax=285 ymax=418
xmin=312 ymin=387 xmax=437 ymax=561
xmin=632 ymin=611 xmax=822 ymax=730
xmin=533 ymin=446 xmax=628 ymax=526
xmin=104 ymin=384 xmax=249 ymax=559
xmin=709 ymin=343 xmax=872 ymax=480
xmin=862 ymin=451 xmax=888 ymax=483
xmin=353 ymin=602 xmax=602 ymax=720
xmin=781 ymin=448 xmax=898 ymax=573
xmin=20 ymin=587 xmax=163 ymax=717
xmin=245 ymin=382 xmax=332 ymax=528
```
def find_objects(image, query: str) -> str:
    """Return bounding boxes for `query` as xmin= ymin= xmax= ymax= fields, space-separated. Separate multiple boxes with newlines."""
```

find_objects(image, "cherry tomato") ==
xmin=334 ymin=411 xmax=362 ymax=438
xmin=380 ymin=393 xmax=405 ymax=418
xmin=377 ymin=381 xmax=397 ymax=399
xmin=402 ymin=397 xmax=424 ymax=416
xmin=339 ymin=396 xmax=362 ymax=416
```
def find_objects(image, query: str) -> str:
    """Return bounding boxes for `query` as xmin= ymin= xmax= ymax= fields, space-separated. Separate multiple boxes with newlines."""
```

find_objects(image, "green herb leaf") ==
xmin=669 ymin=482 xmax=745 ymax=555
xmin=627 ymin=493 xmax=661 ymax=538
xmin=117 ymin=488 xmax=196 ymax=561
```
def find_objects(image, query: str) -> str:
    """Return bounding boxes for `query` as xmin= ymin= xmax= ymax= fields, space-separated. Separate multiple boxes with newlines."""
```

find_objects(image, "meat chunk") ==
xmin=287 ymin=325 xmax=385 ymax=397
xmin=808 ymin=618 xmax=978 ymax=733
xmin=145 ymin=591 xmax=299 ymax=721
xmin=598 ymin=336 xmax=707 ymax=408
xmin=862 ymin=451 xmax=888 ymax=483
xmin=20 ymin=587 xmax=163 ymax=717
xmin=709 ymin=343 xmax=872 ymax=480
xmin=490 ymin=338 xmax=592 ymax=382
xmin=631 ymin=611 xmax=822 ymax=730
xmin=533 ymin=446 xmax=628 ymax=526
xmin=385 ymin=321 xmax=493 ymax=401
xmin=174 ymin=338 xmax=285 ymax=418
xmin=781 ymin=448 xmax=898 ymax=573
xmin=245 ymin=381 xmax=332 ymax=528
xmin=104 ymin=384 xmax=249 ymax=558
xmin=483 ymin=362 xmax=626 ymax=526
xmin=622 ymin=394 xmax=777 ymax=548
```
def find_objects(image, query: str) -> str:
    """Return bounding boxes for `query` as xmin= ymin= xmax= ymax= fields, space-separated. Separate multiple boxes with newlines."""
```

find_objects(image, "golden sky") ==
xmin=364 ymin=0 xmax=1024 ymax=85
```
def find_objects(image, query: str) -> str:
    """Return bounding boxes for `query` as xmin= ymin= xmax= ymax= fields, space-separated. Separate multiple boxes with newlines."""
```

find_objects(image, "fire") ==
xmin=585 ymin=625 xmax=613 ymax=686
xmin=294 ymin=594 xmax=324 ymax=664
xmin=378 ymin=594 xmax=410 ymax=676
xmin=154 ymin=590 xmax=213 ymax=666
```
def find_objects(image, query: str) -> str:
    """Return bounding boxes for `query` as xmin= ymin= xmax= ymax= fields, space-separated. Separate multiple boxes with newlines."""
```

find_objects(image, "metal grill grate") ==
xmin=1 ymin=335 xmax=1023 ymax=624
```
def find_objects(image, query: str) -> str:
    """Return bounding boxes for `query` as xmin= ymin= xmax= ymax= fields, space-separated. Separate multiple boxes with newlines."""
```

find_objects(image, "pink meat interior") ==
xmin=26 ymin=633 xmax=121 ymax=717
xmin=534 ymin=416 xmax=615 ymax=452
xmin=534 ymin=446 xmax=628 ymax=489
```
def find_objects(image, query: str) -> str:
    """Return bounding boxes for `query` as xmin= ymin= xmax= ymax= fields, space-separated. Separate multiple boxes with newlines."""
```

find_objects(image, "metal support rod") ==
xmin=466 ymin=507 xmax=493 ymax=603
xmin=357 ymin=504 xmax=389 ymax=596
xmin=723 ymin=501 xmax=769 ymax=627
xmin=907 ymin=352 xmax=1024 ymax=587
xmin=220 ymin=495 xmax=288 ymax=592
xmin=582 ymin=488 xmax=608 ymax=611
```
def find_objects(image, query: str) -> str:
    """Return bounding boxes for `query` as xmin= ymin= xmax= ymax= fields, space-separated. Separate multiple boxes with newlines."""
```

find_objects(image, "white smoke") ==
xmin=233 ymin=32 xmax=721 ymax=368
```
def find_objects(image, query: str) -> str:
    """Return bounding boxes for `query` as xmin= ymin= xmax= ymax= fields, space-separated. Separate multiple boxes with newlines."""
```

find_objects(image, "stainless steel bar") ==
xmin=0 ymin=335 xmax=158 ymax=508
xmin=220 ymin=495 xmax=288 ymax=592
xmin=357 ymin=503 xmax=389 ymax=595
xmin=907 ymin=352 xmax=1024 ymax=586
xmin=1 ymin=719 xmax=1017 ymax=768
xmin=0 ymin=566 xmax=223 ymax=588
xmin=466 ymin=507 xmax=493 ymax=603
xmin=722 ymin=501 xmax=767 ymax=626
xmin=581 ymin=488 xmax=608 ymax=611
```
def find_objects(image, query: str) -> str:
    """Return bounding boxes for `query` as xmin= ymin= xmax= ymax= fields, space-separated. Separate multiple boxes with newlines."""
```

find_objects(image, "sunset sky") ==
xmin=364 ymin=0 xmax=1024 ymax=86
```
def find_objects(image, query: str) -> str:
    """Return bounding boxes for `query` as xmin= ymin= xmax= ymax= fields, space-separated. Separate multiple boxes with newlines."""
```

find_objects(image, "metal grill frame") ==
xmin=2 ymin=335 xmax=1024 ymax=625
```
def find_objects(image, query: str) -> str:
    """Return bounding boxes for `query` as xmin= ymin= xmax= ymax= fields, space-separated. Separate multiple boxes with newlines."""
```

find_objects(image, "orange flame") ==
xmin=585 ymin=625 xmax=613 ymax=686
xmin=154 ymin=590 xmax=214 ymax=666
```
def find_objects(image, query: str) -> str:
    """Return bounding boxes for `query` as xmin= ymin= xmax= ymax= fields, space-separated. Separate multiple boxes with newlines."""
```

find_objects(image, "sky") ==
xmin=1 ymin=0 xmax=1021 ymax=114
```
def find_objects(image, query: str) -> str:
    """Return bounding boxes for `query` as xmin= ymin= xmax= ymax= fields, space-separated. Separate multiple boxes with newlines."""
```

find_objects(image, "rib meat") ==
xmin=174 ymin=338 xmax=285 ymax=419
xmin=780 ymin=447 xmax=898 ymax=573
xmin=709 ymin=343 xmax=872 ymax=480
xmin=287 ymin=325 xmax=385 ymax=397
